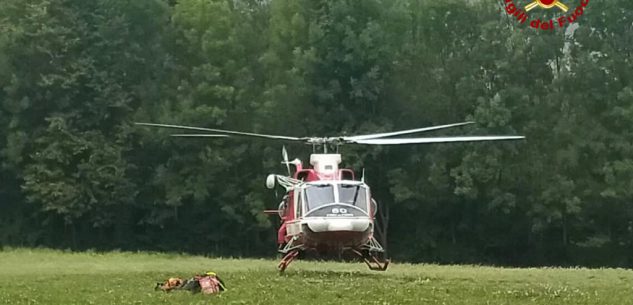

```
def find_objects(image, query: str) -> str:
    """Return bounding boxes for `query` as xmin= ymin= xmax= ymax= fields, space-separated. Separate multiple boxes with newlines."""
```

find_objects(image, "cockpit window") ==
xmin=338 ymin=184 xmax=368 ymax=212
xmin=304 ymin=184 xmax=335 ymax=211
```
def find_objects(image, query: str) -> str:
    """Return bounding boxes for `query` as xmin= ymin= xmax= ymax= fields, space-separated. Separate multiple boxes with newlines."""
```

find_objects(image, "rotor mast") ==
xmin=305 ymin=137 xmax=346 ymax=154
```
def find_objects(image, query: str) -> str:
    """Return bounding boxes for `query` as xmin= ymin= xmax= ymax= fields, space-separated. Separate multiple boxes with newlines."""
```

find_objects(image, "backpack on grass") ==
xmin=155 ymin=272 xmax=226 ymax=294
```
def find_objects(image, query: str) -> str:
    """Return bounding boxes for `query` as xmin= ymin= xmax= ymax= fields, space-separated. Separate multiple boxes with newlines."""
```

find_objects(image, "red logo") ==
xmin=525 ymin=0 xmax=569 ymax=12
xmin=504 ymin=0 xmax=590 ymax=31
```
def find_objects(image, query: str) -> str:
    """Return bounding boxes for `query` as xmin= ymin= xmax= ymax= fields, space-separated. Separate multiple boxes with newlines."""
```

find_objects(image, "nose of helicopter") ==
xmin=303 ymin=217 xmax=371 ymax=233
xmin=301 ymin=217 xmax=373 ymax=249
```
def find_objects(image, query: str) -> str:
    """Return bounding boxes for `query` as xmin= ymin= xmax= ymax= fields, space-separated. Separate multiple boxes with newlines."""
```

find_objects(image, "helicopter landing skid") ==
xmin=351 ymin=249 xmax=390 ymax=271
xmin=278 ymin=250 xmax=299 ymax=273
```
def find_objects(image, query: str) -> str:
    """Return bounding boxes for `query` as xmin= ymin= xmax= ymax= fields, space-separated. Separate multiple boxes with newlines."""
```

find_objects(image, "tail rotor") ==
xmin=282 ymin=146 xmax=291 ymax=176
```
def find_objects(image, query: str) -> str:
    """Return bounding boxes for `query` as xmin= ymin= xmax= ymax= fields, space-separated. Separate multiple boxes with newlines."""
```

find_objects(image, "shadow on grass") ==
xmin=281 ymin=269 xmax=385 ymax=279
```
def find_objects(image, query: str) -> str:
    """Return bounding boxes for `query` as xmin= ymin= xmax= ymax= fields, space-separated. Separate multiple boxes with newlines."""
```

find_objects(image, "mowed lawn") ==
xmin=0 ymin=249 xmax=631 ymax=305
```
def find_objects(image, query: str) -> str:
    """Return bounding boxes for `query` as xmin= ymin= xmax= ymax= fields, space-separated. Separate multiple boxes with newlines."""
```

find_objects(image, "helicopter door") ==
xmin=286 ymin=190 xmax=302 ymax=236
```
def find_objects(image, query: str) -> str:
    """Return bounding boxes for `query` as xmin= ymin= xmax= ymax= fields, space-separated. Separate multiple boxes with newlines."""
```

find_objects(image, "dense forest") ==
xmin=0 ymin=0 xmax=632 ymax=267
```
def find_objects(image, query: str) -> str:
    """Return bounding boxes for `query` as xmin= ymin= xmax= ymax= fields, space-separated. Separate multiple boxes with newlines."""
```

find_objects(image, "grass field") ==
xmin=0 ymin=248 xmax=631 ymax=305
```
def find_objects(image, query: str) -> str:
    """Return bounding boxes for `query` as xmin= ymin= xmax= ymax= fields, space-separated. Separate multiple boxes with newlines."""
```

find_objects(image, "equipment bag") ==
xmin=156 ymin=272 xmax=226 ymax=294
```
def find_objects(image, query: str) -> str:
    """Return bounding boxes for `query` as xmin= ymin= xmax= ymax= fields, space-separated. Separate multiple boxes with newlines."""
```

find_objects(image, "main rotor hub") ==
xmin=305 ymin=137 xmax=345 ymax=145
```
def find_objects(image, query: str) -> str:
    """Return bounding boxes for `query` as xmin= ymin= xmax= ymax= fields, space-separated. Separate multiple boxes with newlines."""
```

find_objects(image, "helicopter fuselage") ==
xmin=281 ymin=180 xmax=374 ymax=251
xmin=271 ymin=154 xmax=387 ymax=271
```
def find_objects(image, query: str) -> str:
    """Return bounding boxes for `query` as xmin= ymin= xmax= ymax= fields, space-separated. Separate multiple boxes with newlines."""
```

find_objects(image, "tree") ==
xmin=0 ymin=0 xmax=169 ymax=247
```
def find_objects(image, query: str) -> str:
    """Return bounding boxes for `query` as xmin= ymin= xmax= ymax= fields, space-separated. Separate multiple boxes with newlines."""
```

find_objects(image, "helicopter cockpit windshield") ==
xmin=305 ymin=184 xmax=335 ymax=211
xmin=303 ymin=183 xmax=369 ymax=214
xmin=338 ymin=184 xmax=367 ymax=210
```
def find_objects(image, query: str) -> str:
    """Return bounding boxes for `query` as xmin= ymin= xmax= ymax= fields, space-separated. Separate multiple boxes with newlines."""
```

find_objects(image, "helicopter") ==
xmin=136 ymin=121 xmax=524 ymax=272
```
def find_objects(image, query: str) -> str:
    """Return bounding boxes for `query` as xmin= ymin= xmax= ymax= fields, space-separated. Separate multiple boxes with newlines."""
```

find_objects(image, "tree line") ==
xmin=0 ymin=0 xmax=632 ymax=267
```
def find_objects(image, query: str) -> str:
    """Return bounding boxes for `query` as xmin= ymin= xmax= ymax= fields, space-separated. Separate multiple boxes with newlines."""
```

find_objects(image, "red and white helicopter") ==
xmin=136 ymin=121 xmax=524 ymax=272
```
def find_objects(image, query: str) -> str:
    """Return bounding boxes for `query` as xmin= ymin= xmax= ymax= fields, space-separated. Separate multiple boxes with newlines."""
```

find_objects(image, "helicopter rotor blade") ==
xmin=344 ymin=122 xmax=475 ymax=141
xmin=135 ymin=122 xmax=303 ymax=142
xmin=170 ymin=134 xmax=229 ymax=138
xmin=138 ymin=122 xmax=524 ymax=147
xmin=352 ymin=136 xmax=525 ymax=145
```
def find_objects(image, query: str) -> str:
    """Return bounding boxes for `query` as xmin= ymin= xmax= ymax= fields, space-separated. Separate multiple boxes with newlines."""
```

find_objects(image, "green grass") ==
xmin=0 ymin=248 xmax=631 ymax=305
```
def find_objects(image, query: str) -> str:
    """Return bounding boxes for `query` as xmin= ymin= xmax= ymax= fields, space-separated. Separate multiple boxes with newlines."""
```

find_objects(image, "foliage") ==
xmin=0 ymin=0 xmax=632 ymax=266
